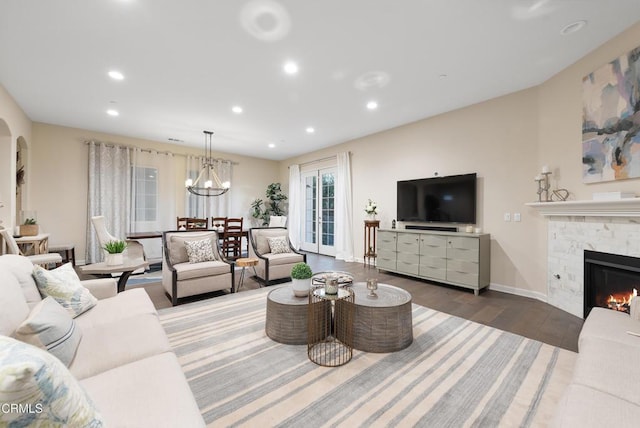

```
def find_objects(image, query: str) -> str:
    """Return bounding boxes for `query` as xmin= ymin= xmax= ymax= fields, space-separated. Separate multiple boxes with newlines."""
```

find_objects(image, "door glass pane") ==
xmin=305 ymin=175 xmax=317 ymax=244
xmin=321 ymin=172 xmax=335 ymax=246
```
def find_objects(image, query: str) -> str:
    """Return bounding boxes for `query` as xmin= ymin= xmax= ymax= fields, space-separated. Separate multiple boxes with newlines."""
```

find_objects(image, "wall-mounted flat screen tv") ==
xmin=397 ymin=173 xmax=477 ymax=224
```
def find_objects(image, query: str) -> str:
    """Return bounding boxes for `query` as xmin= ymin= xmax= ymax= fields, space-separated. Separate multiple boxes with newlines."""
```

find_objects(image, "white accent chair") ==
xmin=248 ymin=227 xmax=305 ymax=286
xmin=0 ymin=229 xmax=62 ymax=267
xmin=268 ymin=216 xmax=287 ymax=227
xmin=90 ymin=216 xmax=146 ymax=267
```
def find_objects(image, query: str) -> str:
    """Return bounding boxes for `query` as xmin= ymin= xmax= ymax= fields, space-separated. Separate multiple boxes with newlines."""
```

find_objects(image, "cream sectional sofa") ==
xmin=553 ymin=307 xmax=640 ymax=427
xmin=0 ymin=254 xmax=204 ymax=427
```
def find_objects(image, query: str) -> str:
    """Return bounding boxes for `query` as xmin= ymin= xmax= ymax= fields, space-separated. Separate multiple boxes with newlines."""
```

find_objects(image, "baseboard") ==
xmin=488 ymin=282 xmax=548 ymax=303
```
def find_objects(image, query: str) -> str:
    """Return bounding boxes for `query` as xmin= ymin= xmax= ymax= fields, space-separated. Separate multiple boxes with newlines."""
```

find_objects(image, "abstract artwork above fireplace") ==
xmin=582 ymin=44 xmax=640 ymax=183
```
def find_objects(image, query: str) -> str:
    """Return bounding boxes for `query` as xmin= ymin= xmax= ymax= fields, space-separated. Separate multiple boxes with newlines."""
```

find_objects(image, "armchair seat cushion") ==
xmin=263 ymin=252 xmax=304 ymax=266
xmin=174 ymin=260 xmax=230 ymax=280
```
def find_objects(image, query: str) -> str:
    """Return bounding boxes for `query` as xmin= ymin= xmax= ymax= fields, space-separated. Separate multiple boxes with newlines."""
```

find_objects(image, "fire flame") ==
xmin=607 ymin=288 xmax=637 ymax=311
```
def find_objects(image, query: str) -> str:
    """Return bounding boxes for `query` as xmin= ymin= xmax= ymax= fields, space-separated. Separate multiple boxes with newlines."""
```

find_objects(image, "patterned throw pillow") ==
xmin=267 ymin=236 xmax=291 ymax=254
xmin=184 ymin=238 xmax=217 ymax=263
xmin=32 ymin=263 xmax=98 ymax=318
xmin=13 ymin=297 xmax=82 ymax=367
xmin=0 ymin=336 xmax=105 ymax=427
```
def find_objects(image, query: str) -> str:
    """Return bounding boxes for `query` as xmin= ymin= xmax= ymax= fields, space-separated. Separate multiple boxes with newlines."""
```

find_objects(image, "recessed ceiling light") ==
xmin=106 ymin=109 xmax=119 ymax=117
xmin=366 ymin=101 xmax=378 ymax=110
xmin=284 ymin=61 xmax=299 ymax=75
xmin=560 ymin=20 xmax=587 ymax=35
xmin=108 ymin=70 xmax=124 ymax=80
xmin=268 ymin=143 xmax=276 ymax=148
xmin=306 ymin=127 xmax=315 ymax=134
xmin=439 ymin=74 xmax=448 ymax=79
xmin=232 ymin=106 xmax=243 ymax=114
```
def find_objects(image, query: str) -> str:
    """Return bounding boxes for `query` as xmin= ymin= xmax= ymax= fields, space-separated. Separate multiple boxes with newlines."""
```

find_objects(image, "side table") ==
xmin=79 ymin=259 xmax=149 ymax=293
xmin=364 ymin=220 xmax=379 ymax=266
xmin=235 ymin=257 xmax=258 ymax=292
xmin=307 ymin=285 xmax=354 ymax=367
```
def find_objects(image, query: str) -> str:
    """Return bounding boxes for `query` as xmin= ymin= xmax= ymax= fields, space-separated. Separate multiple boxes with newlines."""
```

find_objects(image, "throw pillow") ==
xmin=184 ymin=238 xmax=217 ymax=263
xmin=13 ymin=297 xmax=82 ymax=367
xmin=0 ymin=336 xmax=105 ymax=427
xmin=32 ymin=263 xmax=98 ymax=318
xmin=267 ymin=236 xmax=291 ymax=254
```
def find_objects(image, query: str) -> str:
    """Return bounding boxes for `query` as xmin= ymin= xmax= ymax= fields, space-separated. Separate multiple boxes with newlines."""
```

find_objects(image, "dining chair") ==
xmin=176 ymin=217 xmax=189 ymax=230
xmin=211 ymin=217 xmax=227 ymax=233
xmin=223 ymin=217 xmax=243 ymax=259
xmin=0 ymin=229 xmax=62 ymax=268
xmin=186 ymin=217 xmax=208 ymax=230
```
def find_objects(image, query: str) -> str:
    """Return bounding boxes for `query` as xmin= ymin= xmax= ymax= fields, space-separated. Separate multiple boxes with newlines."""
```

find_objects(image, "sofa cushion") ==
xmin=70 ymin=313 xmax=170 ymax=380
xmin=32 ymin=263 xmax=97 ymax=317
xmin=168 ymin=232 xmax=219 ymax=266
xmin=174 ymin=260 xmax=230 ymax=281
xmin=13 ymin=297 xmax=81 ymax=367
xmin=264 ymin=252 xmax=304 ymax=266
xmin=254 ymin=228 xmax=288 ymax=255
xmin=0 ymin=267 xmax=30 ymax=336
xmin=74 ymin=288 xmax=157 ymax=330
xmin=579 ymin=307 xmax=640 ymax=350
xmin=80 ymin=352 xmax=205 ymax=427
xmin=268 ymin=236 xmax=291 ymax=254
xmin=631 ymin=297 xmax=640 ymax=321
xmin=0 ymin=336 xmax=105 ymax=427
xmin=0 ymin=254 xmax=42 ymax=308
xmin=185 ymin=238 xmax=217 ymax=263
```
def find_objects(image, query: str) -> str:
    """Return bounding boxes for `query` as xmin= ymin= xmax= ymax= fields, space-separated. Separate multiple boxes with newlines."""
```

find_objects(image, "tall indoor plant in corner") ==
xmin=291 ymin=262 xmax=312 ymax=297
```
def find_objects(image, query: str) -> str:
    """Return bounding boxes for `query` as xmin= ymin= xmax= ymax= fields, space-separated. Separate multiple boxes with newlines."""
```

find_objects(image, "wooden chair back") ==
xmin=177 ymin=217 xmax=208 ymax=230
xmin=223 ymin=217 xmax=243 ymax=259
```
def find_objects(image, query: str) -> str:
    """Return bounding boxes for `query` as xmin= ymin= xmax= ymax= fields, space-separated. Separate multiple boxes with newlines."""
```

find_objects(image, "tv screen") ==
xmin=397 ymin=173 xmax=477 ymax=224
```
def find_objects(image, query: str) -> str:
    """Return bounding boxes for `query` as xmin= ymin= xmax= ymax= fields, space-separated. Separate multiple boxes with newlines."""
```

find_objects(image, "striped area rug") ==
xmin=159 ymin=286 xmax=576 ymax=427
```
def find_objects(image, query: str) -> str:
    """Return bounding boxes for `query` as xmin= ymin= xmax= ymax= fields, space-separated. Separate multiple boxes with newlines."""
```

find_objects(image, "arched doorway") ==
xmin=0 ymin=118 xmax=14 ymax=230
xmin=16 ymin=136 xmax=27 ymax=223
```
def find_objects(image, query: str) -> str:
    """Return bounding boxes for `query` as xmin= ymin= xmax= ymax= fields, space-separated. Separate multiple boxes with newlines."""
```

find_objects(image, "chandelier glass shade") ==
xmin=185 ymin=131 xmax=230 ymax=197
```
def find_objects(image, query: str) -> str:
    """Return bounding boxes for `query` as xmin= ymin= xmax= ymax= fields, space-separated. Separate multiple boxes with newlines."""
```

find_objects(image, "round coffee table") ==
xmin=265 ymin=286 xmax=310 ymax=345
xmin=350 ymin=282 xmax=413 ymax=352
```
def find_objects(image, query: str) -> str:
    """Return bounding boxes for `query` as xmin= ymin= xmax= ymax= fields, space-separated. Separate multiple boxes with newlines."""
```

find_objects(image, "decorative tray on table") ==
xmin=311 ymin=271 xmax=354 ymax=287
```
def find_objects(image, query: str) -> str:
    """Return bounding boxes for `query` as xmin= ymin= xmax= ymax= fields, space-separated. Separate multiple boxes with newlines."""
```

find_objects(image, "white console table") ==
xmin=377 ymin=229 xmax=491 ymax=295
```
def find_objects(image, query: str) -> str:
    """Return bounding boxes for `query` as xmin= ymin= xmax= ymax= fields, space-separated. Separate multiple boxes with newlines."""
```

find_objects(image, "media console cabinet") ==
xmin=377 ymin=229 xmax=490 ymax=295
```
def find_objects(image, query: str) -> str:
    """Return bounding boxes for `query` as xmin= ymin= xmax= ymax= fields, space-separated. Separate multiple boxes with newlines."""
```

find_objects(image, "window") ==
xmin=133 ymin=166 xmax=157 ymax=222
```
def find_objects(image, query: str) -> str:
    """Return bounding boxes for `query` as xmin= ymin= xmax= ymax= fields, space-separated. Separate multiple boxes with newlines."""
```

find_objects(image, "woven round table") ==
xmin=265 ymin=286 xmax=311 ymax=345
xmin=350 ymin=282 xmax=413 ymax=353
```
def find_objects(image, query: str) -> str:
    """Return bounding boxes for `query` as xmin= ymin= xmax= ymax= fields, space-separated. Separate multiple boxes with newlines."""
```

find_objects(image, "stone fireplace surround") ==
xmin=527 ymin=199 xmax=640 ymax=318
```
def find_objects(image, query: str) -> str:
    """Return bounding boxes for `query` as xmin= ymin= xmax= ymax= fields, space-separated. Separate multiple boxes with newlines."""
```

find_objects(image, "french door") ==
xmin=301 ymin=168 xmax=336 ymax=256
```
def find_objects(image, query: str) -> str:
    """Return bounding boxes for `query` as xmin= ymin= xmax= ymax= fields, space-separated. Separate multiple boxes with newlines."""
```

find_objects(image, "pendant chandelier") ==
xmin=185 ymin=130 xmax=230 ymax=197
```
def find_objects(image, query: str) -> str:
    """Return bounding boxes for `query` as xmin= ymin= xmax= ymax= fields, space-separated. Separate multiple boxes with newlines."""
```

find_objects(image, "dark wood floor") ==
xmin=136 ymin=252 xmax=583 ymax=352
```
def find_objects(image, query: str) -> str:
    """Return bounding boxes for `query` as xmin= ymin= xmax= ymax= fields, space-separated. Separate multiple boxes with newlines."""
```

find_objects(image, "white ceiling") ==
xmin=1 ymin=1 xmax=639 ymax=161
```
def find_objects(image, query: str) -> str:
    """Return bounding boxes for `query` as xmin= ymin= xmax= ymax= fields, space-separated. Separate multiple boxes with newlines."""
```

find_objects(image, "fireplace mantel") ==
xmin=525 ymin=198 xmax=640 ymax=217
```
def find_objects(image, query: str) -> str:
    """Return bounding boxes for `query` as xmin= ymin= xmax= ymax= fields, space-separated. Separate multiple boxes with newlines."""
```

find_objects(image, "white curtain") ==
xmin=86 ymin=142 xmax=131 ymax=263
xmin=335 ymin=152 xmax=354 ymax=261
xmin=185 ymin=156 xmax=232 ymax=219
xmin=131 ymin=148 xmax=176 ymax=261
xmin=288 ymin=164 xmax=301 ymax=249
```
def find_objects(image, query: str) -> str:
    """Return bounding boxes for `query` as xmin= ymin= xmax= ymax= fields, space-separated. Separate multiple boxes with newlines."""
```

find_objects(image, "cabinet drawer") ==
xmin=448 ymin=247 xmax=479 ymax=262
xmin=396 ymin=260 xmax=419 ymax=275
xmin=397 ymin=233 xmax=420 ymax=246
xmin=448 ymin=236 xmax=478 ymax=250
xmin=419 ymin=266 xmax=447 ymax=280
xmin=377 ymin=257 xmax=396 ymax=271
xmin=421 ymin=234 xmax=448 ymax=246
xmin=447 ymin=259 xmax=479 ymax=274
xmin=447 ymin=270 xmax=479 ymax=286
xmin=377 ymin=248 xmax=396 ymax=260
xmin=419 ymin=255 xmax=447 ymax=269
xmin=397 ymin=252 xmax=419 ymax=265
xmin=420 ymin=243 xmax=447 ymax=258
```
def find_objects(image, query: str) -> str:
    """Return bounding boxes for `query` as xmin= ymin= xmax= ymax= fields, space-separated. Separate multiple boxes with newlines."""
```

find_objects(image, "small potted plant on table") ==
xmin=103 ymin=240 xmax=127 ymax=266
xmin=19 ymin=218 xmax=39 ymax=236
xmin=291 ymin=262 xmax=313 ymax=297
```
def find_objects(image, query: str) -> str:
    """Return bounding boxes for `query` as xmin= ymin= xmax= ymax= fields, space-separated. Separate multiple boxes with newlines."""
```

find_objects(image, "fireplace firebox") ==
xmin=583 ymin=250 xmax=640 ymax=318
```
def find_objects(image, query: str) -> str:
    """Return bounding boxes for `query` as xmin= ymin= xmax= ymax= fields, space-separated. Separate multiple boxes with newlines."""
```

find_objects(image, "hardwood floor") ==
xmin=136 ymin=252 xmax=583 ymax=352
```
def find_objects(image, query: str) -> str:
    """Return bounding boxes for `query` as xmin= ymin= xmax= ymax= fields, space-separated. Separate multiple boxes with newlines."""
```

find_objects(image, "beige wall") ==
xmin=30 ymin=122 xmax=279 ymax=261
xmin=279 ymin=21 xmax=640 ymax=300
xmin=0 ymin=84 xmax=32 ymax=229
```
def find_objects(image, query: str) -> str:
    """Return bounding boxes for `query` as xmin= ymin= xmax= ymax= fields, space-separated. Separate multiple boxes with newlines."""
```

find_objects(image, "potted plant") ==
xmin=250 ymin=183 xmax=288 ymax=226
xmin=103 ymin=240 xmax=127 ymax=266
xmin=291 ymin=262 xmax=313 ymax=297
xmin=19 ymin=218 xmax=39 ymax=236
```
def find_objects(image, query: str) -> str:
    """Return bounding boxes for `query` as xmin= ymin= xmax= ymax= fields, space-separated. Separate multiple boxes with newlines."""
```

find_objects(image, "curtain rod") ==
xmin=84 ymin=140 xmax=239 ymax=164
xmin=292 ymin=154 xmax=339 ymax=168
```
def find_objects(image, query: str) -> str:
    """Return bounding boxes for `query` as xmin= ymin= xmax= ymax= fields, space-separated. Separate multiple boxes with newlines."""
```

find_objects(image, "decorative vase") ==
xmin=291 ymin=278 xmax=311 ymax=297
xmin=325 ymin=277 xmax=339 ymax=295
xmin=105 ymin=253 xmax=123 ymax=266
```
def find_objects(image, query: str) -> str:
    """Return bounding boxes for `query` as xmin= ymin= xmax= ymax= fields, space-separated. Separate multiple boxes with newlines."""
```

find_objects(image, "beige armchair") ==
xmin=248 ymin=227 xmax=305 ymax=286
xmin=162 ymin=230 xmax=234 ymax=306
